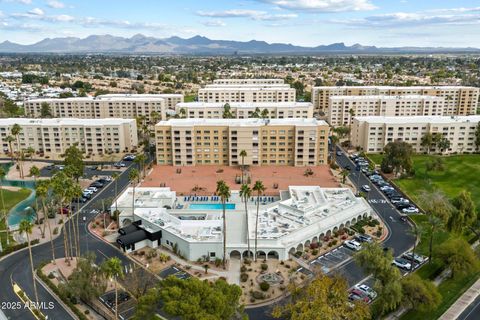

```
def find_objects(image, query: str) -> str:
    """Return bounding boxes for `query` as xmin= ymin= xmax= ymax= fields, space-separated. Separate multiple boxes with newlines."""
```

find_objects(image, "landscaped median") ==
xmin=12 ymin=281 xmax=47 ymax=320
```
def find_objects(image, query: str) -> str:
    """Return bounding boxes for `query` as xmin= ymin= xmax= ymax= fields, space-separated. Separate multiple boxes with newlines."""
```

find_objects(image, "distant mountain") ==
xmin=0 ymin=34 xmax=479 ymax=54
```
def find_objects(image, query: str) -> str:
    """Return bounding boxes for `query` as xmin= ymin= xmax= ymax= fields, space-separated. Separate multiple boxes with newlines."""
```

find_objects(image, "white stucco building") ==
xmin=114 ymin=186 xmax=373 ymax=261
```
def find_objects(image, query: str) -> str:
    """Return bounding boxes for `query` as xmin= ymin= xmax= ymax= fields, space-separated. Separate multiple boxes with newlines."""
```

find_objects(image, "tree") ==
xmin=251 ymin=107 xmax=261 ymax=118
xmin=437 ymin=137 xmax=451 ymax=154
xmin=239 ymin=149 xmax=247 ymax=183
xmin=61 ymin=252 xmax=107 ymax=302
xmin=0 ymin=167 xmax=8 ymax=250
xmin=272 ymin=274 xmax=370 ymax=320
xmin=451 ymin=190 xmax=479 ymax=237
xmin=330 ymin=135 xmax=339 ymax=164
xmin=340 ymin=169 xmax=349 ymax=184
xmin=261 ymin=108 xmax=269 ymax=119
xmin=25 ymin=146 xmax=35 ymax=163
xmin=348 ymin=108 xmax=356 ymax=138
xmin=401 ymin=274 xmax=441 ymax=312
xmin=134 ymin=153 xmax=147 ymax=178
xmin=132 ymin=288 xmax=159 ymax=320
xmin=253 ymin=180 xmax=266 ymax=261
xmin=52 ymin=171 xmax=73 ymax=264
xmin=112 ymin=172 xmax=120 ymax=215
xmin=222 ymin=103 xmax=234 ymax=118
xmin=432 ymin=133 xmax=443 ymax=152
xmin=426 ymin=215 xmax=443 ymax=262
xmin=153 ymin=277 xmax=243 ymax=320
xmin=102 ymin=257 xmax=124 ymax=320
xmin=475 ymin=122 xmax=480 ymax=152
xmin=239 ymin=184 xmax=252 ymax=259
xmin=4 ymin=135 xmax=15 ymax=163
xmin=19 ymin=219 xmax=39 ymax=304
xmin=437 ymin=238 xmax=478 ymax=278
xmin=63 ymin=144 xmax=84 ymax=182
xmin=421 ymin=132 xmax=434 ymax=154
xmin=216 ymin=180 xmax=231 ymax=268
xmin=354 ymin=242 xmax=403 ymax=316
xmin=333 ymin=126 xmax=350 ymax=140
xmin=40 ymin=102 xmax=52 ymax=118
xmin=36 ymin=179 xmax=56 ymax=263
xmin=29 ymin=165 xmax=42 ymax=229
xmin=418 ymin=190 xmax=453 ymax=223
xmin=11 ymin=123 xmax=24 ymax=179
xmin=128 ymin=168 xmax=140 ymax=224
xmin=292 ymin=81 xmax=304 ymax=97
xmin=381 ymin=141 xmax=414 ymax=176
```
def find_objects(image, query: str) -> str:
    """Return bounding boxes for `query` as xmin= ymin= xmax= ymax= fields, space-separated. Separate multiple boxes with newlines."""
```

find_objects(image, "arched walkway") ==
xmin=289 ymin=247 xmax=296 ymax=255
xmin=326 ymin=230 xmax=332 ymax=238
xmin=242 ymin=250 xmax=253 ymax=259
xmin=312 ymin=236 xmax=318 ymax=244
xmin=296 ymin=243 xmax=303 ymax=252
xmin=230 ymin=250 xmax=241 ymax=260
xmin=304 ymin=240 xmax=311 ymax=248
xmin=267 ymin=251 xmax=279 ymax=260
xmin=256 ymin=250 xmax=266 ymax=260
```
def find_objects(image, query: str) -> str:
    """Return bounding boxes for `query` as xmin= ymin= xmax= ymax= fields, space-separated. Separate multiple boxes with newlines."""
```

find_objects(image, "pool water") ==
xmin=188 ymin=203 xmax=236 ymax=210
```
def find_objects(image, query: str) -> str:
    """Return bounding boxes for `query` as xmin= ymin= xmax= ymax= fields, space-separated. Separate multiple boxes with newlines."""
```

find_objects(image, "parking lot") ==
xmin=40 ymin=163 xmax=125 ymax=179
xmin=158 ymin=266 xmax=191 ymax=280
xmin=310 ymin=245 xmax=355 ymax=273
xmin=99 ymin=290 xmax=136 ymax=319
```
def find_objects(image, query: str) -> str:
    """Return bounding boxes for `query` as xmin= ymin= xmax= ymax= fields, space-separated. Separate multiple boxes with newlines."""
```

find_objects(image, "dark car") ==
xmin=90 ymin=181 xmax=104 ymax=188
xmin=73 ymin=197 xmax=88 ymax=204
xmin=355 ymin=234 xmax=373 ymax=243
xmin=345 ymin=165 xmax=351 ymax=170
xmin=97 ymin=178 xmax=108 ymax=184
xmin=395 ymin=202 xmax=411 ymax=209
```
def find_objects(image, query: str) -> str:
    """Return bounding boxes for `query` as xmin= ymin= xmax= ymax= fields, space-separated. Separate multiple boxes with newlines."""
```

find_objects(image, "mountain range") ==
xmin=0 ymin=34 xmax=479 ymax=54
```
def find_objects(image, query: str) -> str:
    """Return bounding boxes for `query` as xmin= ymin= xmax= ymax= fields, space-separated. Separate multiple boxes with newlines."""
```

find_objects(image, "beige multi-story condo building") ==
xmin=175 ymin=102 xmax=313 ymax=119
xmin=198 ymin=83 xmax=296 ymax=103
xmin=212 ymin=79 xmax=285 ymax=85
xmin=351 ymin=115 xmax=480 ymax=154
xmin=24 ymin=94 xmax=184 ymax=122
xmin=328 ymin=95 xmax=445 ymax=126
xmin=312 ymin=86 xmax=479 ymax=117
xmin=155 ymin=118 xmax=329 ymax=167
xmin=0 ymin=118 xmax=138 ymax=157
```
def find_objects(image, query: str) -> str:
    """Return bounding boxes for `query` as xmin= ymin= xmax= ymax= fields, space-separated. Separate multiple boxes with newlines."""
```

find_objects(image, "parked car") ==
xmin=73 ymin=197 xmax=87 ymax=204
xmin=58 ymin=206 xmax=69 ymax=214
xmin=391 ymin=197 xmax=409 ymax=204
xmin=402 ymin=207 xmax=419 ymax=214
xmin=355 ymin=284 xmax=378 ymax=300
xmin=348 ymin=289 xmax=371 ymax=304
xmin=392 ymin=258 xmax=412 ymax=270
xmin=90 ymin=181 xmax=104 ymax=188
xmin=395 ymin=202 xmax=411 ymax=210
xmin=114 ymin=162 xmax=126 ymax=168
xmin=403 ymin=252 xmax=426 ymax=264
xmin=336 ymin=151 xmax=343 ymax=156
xmin=361 ymin=185 xmax=371 ymax=192
xmin=344 ymin=240 xmax=362 ymax=251
xmin=123 ymin=154 xmax=136 ymax=161
xmin=355 ymin=234 xmax=373 ymax=243
xmin=345 ymin=165 xmax=351 ymax=170
xmin=380 ymin=185 xmax=394 ymax=191
xmin=82 ymin=192 xmax=92 ymax=199
xmin=86 ymin=186 xmax=98 ymax=193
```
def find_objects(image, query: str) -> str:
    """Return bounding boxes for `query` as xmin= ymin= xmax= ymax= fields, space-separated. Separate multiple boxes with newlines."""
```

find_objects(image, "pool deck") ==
xmin=141 ymin=165 xmax=339 ymax=196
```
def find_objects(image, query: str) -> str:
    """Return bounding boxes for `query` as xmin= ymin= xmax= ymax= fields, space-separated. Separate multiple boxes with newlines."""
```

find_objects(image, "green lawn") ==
xmin=367 ymin=154 xmax=480 ymax=209
xmin=0 ymin=188 xmax=32 ymax=248
xmin=184 ymin=94 xmax=196 ymax=102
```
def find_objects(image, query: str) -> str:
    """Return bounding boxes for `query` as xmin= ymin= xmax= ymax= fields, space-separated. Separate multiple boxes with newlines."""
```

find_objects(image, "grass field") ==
xmin=0 ymin=188 xmax=32 ymax=248
xmin=367 ymin=154 xmax=480 ymax=209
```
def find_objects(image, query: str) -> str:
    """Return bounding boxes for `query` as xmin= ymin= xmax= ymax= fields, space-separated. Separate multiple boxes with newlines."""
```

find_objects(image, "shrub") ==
xmin=357 ymin=226 xmax=366 ymax=234
xmin=312 ymin=249 xmax=319 ymax=255
xmin=260 ymin=281 xmax=270 ymax=291
xmin=330 ymin=163 xmax=339 ymax=170
xmin=376 ymin=229 xmax=382 ymax=237
xmin=240 ymin=273 xmax=249 ymax=282
xmin=243 ymin=258 xmax=251 ymax=265
xmin=241 ymin=265 xmax=247 ymax=273
xmin=261 ymin=263 xmax=268 ymax=271
xmin=309 ymin=242 xmax=319 ymax=249
xmin=84 ymin=310 xmax=90 ymax=315
xmin=215 ymin=258 xmax=222 ymax=267
xmin=294 ymin=251 xmax=302 ymax=258
xmin=53 ymin=227 xmax=59 ymax=235
xmin=252 ymin=291 xmax=265 ymax=299
xmin=331 ymin=240 xmax=338 ymax=246
xmin=48 ymin=273 xmax=55 ymax=279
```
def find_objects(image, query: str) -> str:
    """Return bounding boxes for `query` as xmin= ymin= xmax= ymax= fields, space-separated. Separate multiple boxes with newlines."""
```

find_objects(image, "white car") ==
xmin=344 ymin=240 xmax=362 ymax=251
xmin=403 ymin=252 xmax=426 ymax=264
xmin=86 ymin=187 xmax=98 ymax=193
xmin=355 ymin=284 xmax=377 ymax=300
xmin=392 ymin=258 xmax=412 ymax=270
xmin=361 ymin=185 xmax=371 ymax=192
xmin=83 ymin=189 xmax=94 ymax=195
xmin=402 ymin=207 xmax=419 ymax=214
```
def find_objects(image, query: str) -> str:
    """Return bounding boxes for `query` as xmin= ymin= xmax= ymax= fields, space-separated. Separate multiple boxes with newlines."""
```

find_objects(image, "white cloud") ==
xmin=80 ymin=17 xmax=166 ymax=30
xmin=257 ymin=0 xmax=377 ymax=12
xmin=202 ymin=20 xmax=226 ymax=27
xmin=197 ymin=9 xmax=297 ymax=21
xmin=47 ymin=0 xmax=65 ymax=9
xmin=28 ymin=8 xmax=45 ymax=16
xmin=1 ymin=0 xmax=33 ymax=4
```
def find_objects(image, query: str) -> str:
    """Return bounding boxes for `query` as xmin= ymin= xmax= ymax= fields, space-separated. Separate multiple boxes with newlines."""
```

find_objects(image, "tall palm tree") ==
xmin=52 ymin=172 xmax=71 ymax=265
xmin=11 ymin=123 xmax=24 ymax=179
xmin=239 ymin=150 xmax=247 ymax=184
xmin=29 ymin=165 xmax=41 ymax=228
xmin=408 ymin=223 xmax=424 ymax=266
xmin=0 ymin=166 xmax=7 ymax=250
xmin=427 ymin=215 xmax=443 ymax=263
xmin=330 ymin=135 xmax=339 ymax=165
xmin=216 ymin=180 xmax=231 ymax=268
xmin=128 ymin=168 xmax=139 ymax=224
xmin=102 ymin=257 xmax=124 ymax=320
xmin=340 ymin=169 xmax=349 ymax=184
xmin=239 ymin=184 xmax=252 ymax=259
xmin=69 ymin=183 xmax=83 ymax=260
xmin=25 ymin=146 xmax=35 ymax=162
xmin=36 ymin=179 xmax=56 ymax=264
xmin=252 ymin=180 xmax=266 ymax=262
xmin=112 ymin=172 xmax=120 ymax=216
xmin=134 ymin=154 xmax=147 ymax=178
xmin=19 ymin=219 xmax=39 ymax=304
xmin=348 ymin=108 xmax=355 ymax=144
xmin=4 ymin=135 xmax=15 ymax=163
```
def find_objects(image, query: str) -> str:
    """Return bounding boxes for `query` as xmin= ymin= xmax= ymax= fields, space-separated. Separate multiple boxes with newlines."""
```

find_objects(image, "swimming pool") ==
xmin=188 ymin=203 xmax=236 ymax=210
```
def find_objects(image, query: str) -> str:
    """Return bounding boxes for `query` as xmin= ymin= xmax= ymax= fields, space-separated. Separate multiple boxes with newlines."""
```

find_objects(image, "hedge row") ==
xmin=0 ymin=239 xmax=40 ymax=258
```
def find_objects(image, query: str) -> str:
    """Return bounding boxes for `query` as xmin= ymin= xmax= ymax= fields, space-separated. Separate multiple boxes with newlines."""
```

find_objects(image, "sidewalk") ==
xmin=438 ymin=277 xmax=480 ymax=320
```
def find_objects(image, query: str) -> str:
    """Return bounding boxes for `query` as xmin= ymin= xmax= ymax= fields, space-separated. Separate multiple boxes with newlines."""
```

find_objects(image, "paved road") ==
xmin=458 ymin=295 xmax=480 ymax=320
xmin=0 ymin=161 xmax=138 ymax=320
xmin=245 ymin=148 xmax=415 ymax=320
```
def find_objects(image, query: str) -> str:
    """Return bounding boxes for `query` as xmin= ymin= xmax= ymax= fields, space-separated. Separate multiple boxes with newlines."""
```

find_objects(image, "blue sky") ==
xmin=0 ymin=0 xmax=479 ymax=47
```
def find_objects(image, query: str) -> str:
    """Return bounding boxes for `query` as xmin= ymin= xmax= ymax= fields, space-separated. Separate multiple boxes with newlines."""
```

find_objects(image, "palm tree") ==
xmin=348 ymin=108 xmax=355 ymax=145
xmin=216 ymin=180 xmax=231 ymax=268
xmin=252 ymin=180 xmax=266 ymax=261
xmin=112 ymin=172 xmax=120 ymax=215
xmin=340 ymin=169 xmax=349 ymax=184
xmin=25 ymin=146 xmax=35 ymax=162
xmin=69 ymin=183 xmax=83 ymax=260
xmin=52 ymin=172 xmax=71 ymax=264
xmin=29 ymin=165 xmax=43 ymax=234
xmin=11 ymin=123 xmax=24 ymax=179
xmin=150 ymin=111 xmax=160 ymax=125
xmin=330 ymin=135 xmax=339 ymax=165
xmin=128 ymin=168 xmax=139 ymax=224
xmin=19 ymin=219 xmax=39 ymax=304
xmin=239 ymin=184 xmax=252 ymax=259
xmin=408 ymin=223 xmax=424 ymax=266
xmin=36 ymin=179 xmax=56 ymax=264
xmin=0 ymin=166 xmax=7 ymax=250
xmin=427 ymin=215 xmax=443 ymax=263
xmin=4 ymin=135 xmax=15 ymax=163
xmin=134 ymin=154 xmax=147 ymax=178
xmin=239 ymin=150 xmax=247 ymax=183
xmin=102 ymin=257 xmax=124 ymax=320
xmin=261 ymin=108 xmax=269 ymax=119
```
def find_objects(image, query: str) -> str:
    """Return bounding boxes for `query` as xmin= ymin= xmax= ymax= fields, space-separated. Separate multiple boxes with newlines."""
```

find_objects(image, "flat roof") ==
xmin=24 ymin=93 xmax=184 ymax=103
xmin=329 ymin=95 xmax=444 ymax=101
xmin=354 ymin=115 xmax=480 ymax=124
xmin=0 ymin=118 xmax=135 ymax=126
xmin=199 ymin=87 xmax=295 ymax=92
xmin=314 ymin=85 xmax=479 ymax=90
xmin=176 ymin=102 xmax=313 ymax=109
xmin=155 ymin=118 xmax=328 ymax=127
